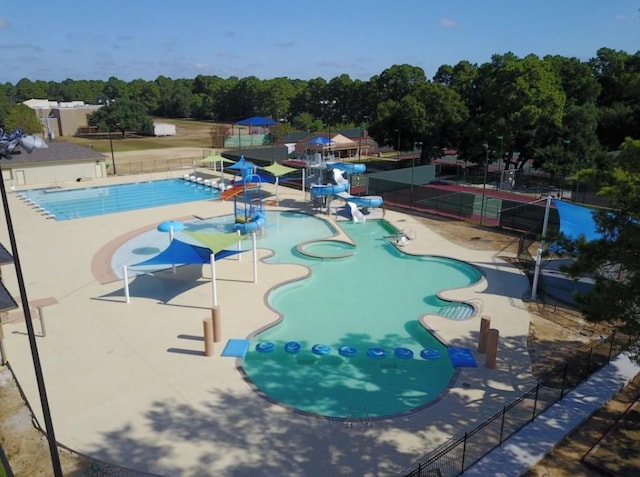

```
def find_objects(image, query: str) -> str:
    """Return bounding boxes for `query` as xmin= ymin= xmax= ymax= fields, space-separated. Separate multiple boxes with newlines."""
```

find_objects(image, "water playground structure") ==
xmin=310 ymin=162 xmax=384 ymax=221
xmin=222 ymin=157 xmax=267 ymax=234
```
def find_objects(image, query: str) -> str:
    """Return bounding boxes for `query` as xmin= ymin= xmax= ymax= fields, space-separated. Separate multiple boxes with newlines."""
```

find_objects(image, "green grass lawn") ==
xmin=60 ymin=118 xmax=222 ymax=153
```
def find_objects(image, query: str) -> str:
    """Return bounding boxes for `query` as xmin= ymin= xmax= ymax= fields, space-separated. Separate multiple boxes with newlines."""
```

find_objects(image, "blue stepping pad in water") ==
xmin=394 ymin=347 xmax=414 ymax=359
xmin=447 ymin=347 xmax=477 ymax=367
xmin=312 ymin=344 xmax=331 ymax=355
xmin=221 ymin=339 xmax=250 ymax=358
xmin=338 ymin=346 xmax=357 ymax=357
xmin=255 ymin=342 xmax=276 ymax=353
xmin=284 ymin=341 xmax=301 ymax=353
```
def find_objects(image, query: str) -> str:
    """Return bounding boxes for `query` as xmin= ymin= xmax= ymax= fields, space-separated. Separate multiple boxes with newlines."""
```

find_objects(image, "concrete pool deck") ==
xmin=1 ymin=171 xmax=546 ymax=476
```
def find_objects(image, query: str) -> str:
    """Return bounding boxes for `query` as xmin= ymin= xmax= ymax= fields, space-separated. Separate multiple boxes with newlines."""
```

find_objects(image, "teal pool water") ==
xmin=113 ymin=211 xmax=481 ymax=418
xmin=242 ymin=216 xmax=482 ymax=418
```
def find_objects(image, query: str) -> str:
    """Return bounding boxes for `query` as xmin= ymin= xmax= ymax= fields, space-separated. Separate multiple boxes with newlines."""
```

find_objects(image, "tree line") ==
xmin=1 ymin=47 xmax=639 ymax=174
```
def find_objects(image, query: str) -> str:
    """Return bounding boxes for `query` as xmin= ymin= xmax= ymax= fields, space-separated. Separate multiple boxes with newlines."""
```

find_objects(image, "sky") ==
xmin=1 ymin=0 xmax=638 ymax=85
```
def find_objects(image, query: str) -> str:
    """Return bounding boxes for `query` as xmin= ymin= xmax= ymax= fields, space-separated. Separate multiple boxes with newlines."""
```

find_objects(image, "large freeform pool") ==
xmin=113 ymin=211 xmax=482 ymax=419
xmin=243 ymin=217 xmax=482 ymax=418
xmin=19 ymin=179 xmax=220 ymax=220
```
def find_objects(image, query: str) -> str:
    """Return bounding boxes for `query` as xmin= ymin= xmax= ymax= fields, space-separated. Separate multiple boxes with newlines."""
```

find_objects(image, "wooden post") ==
xmin=485 ymin=328 xmax=499 ymax=369
xmin=211 ymin=306 xmax=221 ymax=343
xmin=478 ymin=315 xmax=491 ymax=353
xmin=0 ymin=320 xmax=6 ymax=365
xmin=203 ymin=318 xmax=214 ymax=357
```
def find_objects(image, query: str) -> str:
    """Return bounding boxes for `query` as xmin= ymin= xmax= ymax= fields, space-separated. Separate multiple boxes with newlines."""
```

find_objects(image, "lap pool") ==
xmin=18 ymin=179 xmax=220 ymax=220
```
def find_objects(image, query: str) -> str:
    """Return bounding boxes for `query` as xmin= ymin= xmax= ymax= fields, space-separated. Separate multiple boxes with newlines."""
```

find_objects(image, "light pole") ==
xmin=395 ymin=129 xmax=401 ymax=160
xmin=480 ymin=143 xmax=489 ymax=226
xmin=100 ymin=99 xmax=117 ymax=175
xmin=410 ymin=141 xmax=422 ymax=207
xmin=107 ymin=121 xmax=116 ymax=175
xmin=497 ymin=135 xmax=504 ymax=189
xmin=560 ymin=139 xmax=570 ymax=199
xmin=0 ymin=129 xmax=63 ymax=477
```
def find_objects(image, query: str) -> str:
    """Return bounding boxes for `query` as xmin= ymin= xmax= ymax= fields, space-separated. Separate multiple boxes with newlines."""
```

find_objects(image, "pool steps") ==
xmin=183 ymin=174 xmax=229 ymax=191
xmin=438 ymin=303 xmax=474 ymax=320
xmin=18 ymin=195 xmax=56 ymax=219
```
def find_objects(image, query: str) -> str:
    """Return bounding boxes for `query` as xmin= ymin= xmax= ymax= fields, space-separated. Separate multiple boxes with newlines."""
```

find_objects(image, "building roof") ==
xmin=0 ymin=243 xmax=13 ymax=265
xmin=23 ymin=99 xmax=98 ymax=110
xmin=0 ymin=280 xmax=18 ymax=314
xmin=2 ymin=141 xmax=104 ymax=165
xmin=335 ymin=127 xmax=367 ymax=140
xmin=222 ymin=146 xmax=290 ymax=166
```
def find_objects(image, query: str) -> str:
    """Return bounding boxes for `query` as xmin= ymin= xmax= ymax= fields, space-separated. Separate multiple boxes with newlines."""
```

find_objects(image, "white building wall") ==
xmin=9 ymin=162 xmax=106 ymax=187
xmin=153 ymin=123 xmax=177 ymax=136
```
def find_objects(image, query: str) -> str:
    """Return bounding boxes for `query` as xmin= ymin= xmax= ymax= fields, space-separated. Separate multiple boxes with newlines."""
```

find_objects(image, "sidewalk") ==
xmin=464 ymin=352 xmax=640 ymax=476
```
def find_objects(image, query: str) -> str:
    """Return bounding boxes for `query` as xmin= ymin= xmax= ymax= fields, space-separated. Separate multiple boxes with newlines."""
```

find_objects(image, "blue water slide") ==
xmin=310 ymin=182 xmax=349 ymax=197
xmin=234 ymin=212 xmax=266 ymax=233
xmin=326 ymin=162 xmax=367 ymax=174
xmin=335 ymin=191 xmax=384 ymax=208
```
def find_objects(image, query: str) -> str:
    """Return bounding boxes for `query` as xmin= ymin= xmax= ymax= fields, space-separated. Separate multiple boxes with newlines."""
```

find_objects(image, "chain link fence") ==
xmin=401 ymin=332 xmax=636 ymax=477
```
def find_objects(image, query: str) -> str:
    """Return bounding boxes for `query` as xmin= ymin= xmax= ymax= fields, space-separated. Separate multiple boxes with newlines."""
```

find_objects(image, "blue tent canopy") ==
xmin=234 ymin=170 xmax=276 ymax=184
xmin=131 ymin=239 xmax=241 ymax=267
xmin=236 ymin=116 xmax=277 ymax=127
xmin=308 ymin=136 xmax=332 ymax=146
xmin=552 ymin=199 xmax=602 ymax=241
xmin=228 ymin=156 xmax=255 ymax=171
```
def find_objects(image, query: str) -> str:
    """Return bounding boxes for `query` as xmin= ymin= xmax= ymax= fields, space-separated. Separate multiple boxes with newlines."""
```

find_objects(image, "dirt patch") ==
xmin=524 ymin=374 xmax=640 ymax=477
xmin=0 ymin=366 xmax=94 ymax=476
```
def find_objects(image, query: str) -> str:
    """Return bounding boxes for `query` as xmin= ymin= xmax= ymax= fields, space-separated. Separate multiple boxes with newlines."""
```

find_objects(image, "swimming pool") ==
xmin=19 ymin=179 xmax=220 ymax=220
xmin=113 ymin=211 xmax=481 ymax=419
xmin=245 ymin=215 xmax=481 ymax=419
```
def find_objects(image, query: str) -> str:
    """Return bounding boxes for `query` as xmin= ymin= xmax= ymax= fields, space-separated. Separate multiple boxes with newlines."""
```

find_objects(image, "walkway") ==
xmin=0 ymin=171 xmax=626 ymax=476
xmin=464 ymin=352 xmax=639 ymax=476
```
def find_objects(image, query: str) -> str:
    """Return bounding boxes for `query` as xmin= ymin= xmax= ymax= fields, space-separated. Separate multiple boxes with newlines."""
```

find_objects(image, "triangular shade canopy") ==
xmin=202 ymin=153 xmax=234 ymax=164
xmin=236 ymin=116 xmax=277 ymax=127
xmin=261 ymin=163 xmax=298 ymax=177
xmin=131 ymin=238 xmax=243 ymax=267
xmin=185 ymin=231 xmax=243 ymax=253
xmin=552 ymin=199 xmax=602 ymax=241
xmin=132 ymin=239 xmax=213 ymax=267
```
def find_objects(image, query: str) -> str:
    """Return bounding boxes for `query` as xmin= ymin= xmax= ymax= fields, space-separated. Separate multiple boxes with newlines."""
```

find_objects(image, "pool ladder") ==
xmin=345 ymin=406 xmax=373 ymax=428
xmin=363 ymin=406 xmax=373 ymax=428
xmin=345 ymin=407 xmax=354 ymax=428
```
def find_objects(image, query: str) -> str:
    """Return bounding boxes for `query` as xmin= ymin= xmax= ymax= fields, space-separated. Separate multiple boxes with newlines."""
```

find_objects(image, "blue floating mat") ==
xmin=221 ymin=339 xmax=250 ymax=358
xmin=448 ymin=347 xmax=477 ymax=368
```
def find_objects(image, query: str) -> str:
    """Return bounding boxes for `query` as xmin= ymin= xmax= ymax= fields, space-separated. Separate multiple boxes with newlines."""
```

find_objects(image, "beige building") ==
xmin=23 ymin=99 xmax=102 ymax=139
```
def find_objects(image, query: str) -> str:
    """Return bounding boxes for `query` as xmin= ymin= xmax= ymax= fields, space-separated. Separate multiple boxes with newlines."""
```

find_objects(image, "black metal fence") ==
xmin=379 ymin=184 xmax=558 ymax=234
xmin=115 ymin=157 xmax=200 ymax=175
xmin=400 ymin=331 xmax=635 ymax=477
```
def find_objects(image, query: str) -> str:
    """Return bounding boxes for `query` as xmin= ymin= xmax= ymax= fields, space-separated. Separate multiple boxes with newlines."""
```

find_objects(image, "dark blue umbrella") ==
xmin=236 ymin=116 xmax=277 ymax=127
xmin=308 ymin=136 xmax=332 ymax=146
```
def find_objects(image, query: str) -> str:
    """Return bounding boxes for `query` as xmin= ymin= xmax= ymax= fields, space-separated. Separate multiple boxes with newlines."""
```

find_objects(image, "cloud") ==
xmin=0 ymin=17 xmax=7 ymax=28
xmin=440 ymin=17 xmax=458 ymax=28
